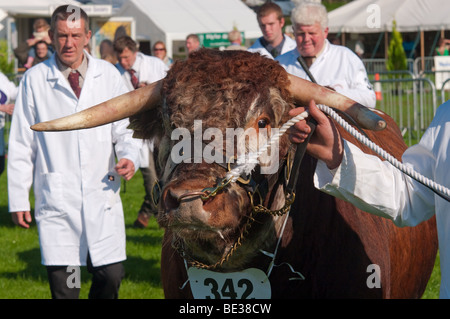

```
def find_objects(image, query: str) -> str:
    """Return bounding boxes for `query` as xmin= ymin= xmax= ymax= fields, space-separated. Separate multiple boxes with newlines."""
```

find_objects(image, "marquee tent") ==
xmin=115 ymin=0 xmax=262 ymax=58
xmin=0 ymin=0 xmax=111 ymax=17
xmin=327 ymin=0 xmax=449 ymax=64
xmin=328 ymin=0 xmax=450 ymax=33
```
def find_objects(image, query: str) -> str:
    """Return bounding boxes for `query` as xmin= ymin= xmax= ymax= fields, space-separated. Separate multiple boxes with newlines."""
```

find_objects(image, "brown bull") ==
xmin=32 ymin=49 xmax=437 ymax=299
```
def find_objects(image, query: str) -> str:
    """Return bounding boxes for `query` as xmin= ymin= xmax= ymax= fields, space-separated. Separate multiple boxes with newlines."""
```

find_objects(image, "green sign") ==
xmin=197 ymin=32 xmax=245 ymax=48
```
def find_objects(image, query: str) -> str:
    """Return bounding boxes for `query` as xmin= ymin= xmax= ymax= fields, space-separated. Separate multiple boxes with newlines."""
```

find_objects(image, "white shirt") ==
xmin=276 ymin=40 xmax=376 ymax=108
xmin=314 ymin=100 xmax=450 ymax=298
xmin=248 ymin=35 xmax=297 ymax=60
xmin=7 ymin=53 xmax=141 ymax=267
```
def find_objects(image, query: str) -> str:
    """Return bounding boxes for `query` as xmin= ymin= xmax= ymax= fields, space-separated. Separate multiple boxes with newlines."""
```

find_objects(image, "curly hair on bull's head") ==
xmin=162 ymin=48 xmax=294 ymax=134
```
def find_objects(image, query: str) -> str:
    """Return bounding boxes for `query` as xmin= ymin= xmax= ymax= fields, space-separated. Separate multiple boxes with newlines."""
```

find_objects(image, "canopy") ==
xmin=328 ymin=0 xmax=450 ymax=33
xmin=116 ymin=0 xmax=262 ymax=58
xmin=0 ymin=0 xmax=111 ymax=17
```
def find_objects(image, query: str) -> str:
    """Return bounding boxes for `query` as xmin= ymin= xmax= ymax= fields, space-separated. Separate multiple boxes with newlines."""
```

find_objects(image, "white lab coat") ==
xmin=116 ymin=52 xmax=168 ymax=92
xmin=0 ymin=72 xmax=18 ymax=156
xmin=116 ymin=52 xmax=168 ymax=167
xmin=7 ymin=53 xmax=141 ymax=267
xmin=314 ymin=100 xmax=450 ymax=298
xmin=247 ymin=35 xmax=297 ymax=59
xmin=276 ymin=40 xmax=376 ymax=108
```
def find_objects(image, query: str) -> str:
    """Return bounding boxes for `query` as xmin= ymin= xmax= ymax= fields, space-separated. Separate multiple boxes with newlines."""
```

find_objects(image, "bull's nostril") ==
xmin=164 ymin=189 xmax=180 ymax=212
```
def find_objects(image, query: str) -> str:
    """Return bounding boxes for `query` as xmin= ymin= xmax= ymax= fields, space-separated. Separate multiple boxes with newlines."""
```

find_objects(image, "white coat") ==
xmin=116 ymin=52 xmax=168 ymax=92
xmin=116 ymin=52 xmax=168 ymax=168
xmin=247 ymin=35 xmax=297 ymax=59
xmin=0 ymin=72 xmax=18 ymax=156
xmin=314 ymin=100 xmax=450 ymax=298
xmin=7 ymin=53 xmax=141 ymax=267
xmin=276 ymin=40 xmax=376 ymax=108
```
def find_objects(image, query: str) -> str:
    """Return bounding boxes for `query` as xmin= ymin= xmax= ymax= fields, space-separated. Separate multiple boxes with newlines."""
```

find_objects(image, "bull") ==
xmin=32 ymin=49 xmax=437 ymax=299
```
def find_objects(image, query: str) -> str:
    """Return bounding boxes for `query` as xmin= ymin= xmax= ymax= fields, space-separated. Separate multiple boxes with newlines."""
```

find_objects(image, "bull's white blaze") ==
xmin=169 ymin=120 xmax=279 ymax=175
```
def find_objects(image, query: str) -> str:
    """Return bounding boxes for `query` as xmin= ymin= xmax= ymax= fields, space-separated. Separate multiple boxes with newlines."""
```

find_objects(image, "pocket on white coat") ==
xmin=37 ymin=172 xmax=66 ymax=216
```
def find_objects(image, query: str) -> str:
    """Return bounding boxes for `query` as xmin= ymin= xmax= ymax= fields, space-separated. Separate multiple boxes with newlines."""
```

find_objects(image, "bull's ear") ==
xmin=128 ymin=108 xmax=165 ymax=140
xmin=287 ymin=75 xmax=386 ymax=131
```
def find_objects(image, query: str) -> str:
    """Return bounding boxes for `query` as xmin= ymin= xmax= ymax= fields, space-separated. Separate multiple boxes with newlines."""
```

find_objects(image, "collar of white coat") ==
xmin=130 ymin=52 xmax=144 ymax=75
xmin=47 ymin=50 xmax=101 ymax=83
xmin=297 ymin=39 xmax=330 ymax=68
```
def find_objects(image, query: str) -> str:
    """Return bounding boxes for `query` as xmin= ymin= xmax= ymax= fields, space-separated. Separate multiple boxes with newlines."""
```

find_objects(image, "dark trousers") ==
xmin=138 ymin=150 xmax=159 ymax=217
xmin=46 ymin=254 xmax=125 ymax=299
xmin=0 ymin=155 xmax=4 ymax=176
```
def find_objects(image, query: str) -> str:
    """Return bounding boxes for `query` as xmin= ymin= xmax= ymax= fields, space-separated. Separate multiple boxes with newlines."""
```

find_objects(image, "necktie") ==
xmin=128 ymin=69 xmax=139 ymax=89
xmin=271 ymin=48 xmax=279 ymax=58
xmin=68 ymin=71 xmax=81 ymax=99
xmin=302 ymin=56 xmax=316 ymax=68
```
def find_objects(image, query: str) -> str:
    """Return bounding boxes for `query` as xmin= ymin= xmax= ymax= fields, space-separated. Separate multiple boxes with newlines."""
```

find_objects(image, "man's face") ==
xmin=186 ymin=38 xmax=199 ymax=53
xmin=258 ymin=12 xmax=284 ymax=45
xmin=49 ymin=18 xmax=91 ymax=69
xmin=117 ymin=47 xmax=137 ymax=70
xmin=294 ymin=22 xmax=328 ymax=57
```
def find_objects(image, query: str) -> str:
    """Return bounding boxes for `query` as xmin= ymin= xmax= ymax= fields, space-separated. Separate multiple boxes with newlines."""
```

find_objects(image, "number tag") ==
xmin=187 ymin=267 xmax=271 ymax=299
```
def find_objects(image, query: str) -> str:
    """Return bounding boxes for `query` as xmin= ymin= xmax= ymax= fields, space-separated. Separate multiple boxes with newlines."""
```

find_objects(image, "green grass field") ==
xmin=0 ymin=160 xmax=442 ymax=299
xmin=0 ymin=91 xmax=443 ymax=299
xmin=0 ymin=166 xmax=165 ymax=299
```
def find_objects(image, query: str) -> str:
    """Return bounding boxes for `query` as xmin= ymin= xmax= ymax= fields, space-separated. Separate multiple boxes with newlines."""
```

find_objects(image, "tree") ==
xmin=386 ymin=20 xmax=407 ymax=71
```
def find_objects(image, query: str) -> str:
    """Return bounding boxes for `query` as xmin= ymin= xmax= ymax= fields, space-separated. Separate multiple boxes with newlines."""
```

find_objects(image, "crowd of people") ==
xmin=0 ymin=1 xmax=449 ymax=299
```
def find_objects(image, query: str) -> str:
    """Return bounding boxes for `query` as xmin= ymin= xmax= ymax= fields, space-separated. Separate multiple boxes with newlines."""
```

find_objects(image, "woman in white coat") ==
xmin=7 ymin=5 xmax=140 ymax=299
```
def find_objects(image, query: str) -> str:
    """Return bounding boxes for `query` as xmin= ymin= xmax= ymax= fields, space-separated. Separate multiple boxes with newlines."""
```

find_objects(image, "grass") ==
xmin=0 ymin=159 xmax=442 ymax=299
xmin=0 ymin=166 xmax=165 ymax=299
xmin=0 ymin=93 xmax=443 ymax=298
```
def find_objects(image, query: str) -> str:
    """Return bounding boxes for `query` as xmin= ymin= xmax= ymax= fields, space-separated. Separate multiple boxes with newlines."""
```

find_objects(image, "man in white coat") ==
xmin=7 ymin=5 xmax=140 ymax=299
xmin=247 ymin=2 xmax=296 ymax=59
xmin=114 ymin=36 xmax=168 ymax=228
xmin=276 ymin=2 xmax=376 ymax=108
xmin=289 ymin=96 xmax=450 ymax=298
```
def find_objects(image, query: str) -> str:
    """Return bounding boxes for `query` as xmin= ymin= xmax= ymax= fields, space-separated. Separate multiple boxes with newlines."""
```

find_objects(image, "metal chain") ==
xmin=176 ymin=191 xmax=295 ymax=270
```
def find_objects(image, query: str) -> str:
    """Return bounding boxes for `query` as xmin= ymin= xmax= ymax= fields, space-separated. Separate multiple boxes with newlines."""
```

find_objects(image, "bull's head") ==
xmin=32 ymin=49 xmax=385 ymax=270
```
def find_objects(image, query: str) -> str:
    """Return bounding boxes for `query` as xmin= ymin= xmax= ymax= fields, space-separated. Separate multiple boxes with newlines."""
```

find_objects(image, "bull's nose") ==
xmin=161 ymin=186 xmax=212 ymax=227
xmin=163 ymin=188 xmax=180 ymax=212
xmin=164 ymin=188 xmax=204 ymax=210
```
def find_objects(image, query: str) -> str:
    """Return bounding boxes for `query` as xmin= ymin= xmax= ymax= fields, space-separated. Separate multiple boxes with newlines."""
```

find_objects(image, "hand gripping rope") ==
xmin=226 ymin=104 xmax=450 ymax=203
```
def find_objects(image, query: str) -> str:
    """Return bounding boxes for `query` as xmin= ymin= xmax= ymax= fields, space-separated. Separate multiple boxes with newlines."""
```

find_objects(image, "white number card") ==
xmin=188 ymin=267 xmax=271 ymax=299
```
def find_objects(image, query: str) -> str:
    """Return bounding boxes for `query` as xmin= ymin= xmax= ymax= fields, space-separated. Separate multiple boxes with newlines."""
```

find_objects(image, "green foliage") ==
xmin=0 ymin=40 xmax=14 ymax=76
xmin=386 ymin=21 xmax=408 ymax=71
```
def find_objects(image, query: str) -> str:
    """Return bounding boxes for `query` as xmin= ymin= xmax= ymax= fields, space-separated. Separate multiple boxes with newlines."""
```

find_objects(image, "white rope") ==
xmin=318 ymin=104 xmax=450 ymax=201
xmin=226 ymin=110 xmax=309 ymax=182
xmin=226 ymin=104 xmax=450 ymax=201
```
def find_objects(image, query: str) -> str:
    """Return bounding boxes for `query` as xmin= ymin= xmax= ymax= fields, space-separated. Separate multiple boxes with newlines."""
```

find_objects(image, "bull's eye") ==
xmin=258 ymin=119 xmax=268 ymax=129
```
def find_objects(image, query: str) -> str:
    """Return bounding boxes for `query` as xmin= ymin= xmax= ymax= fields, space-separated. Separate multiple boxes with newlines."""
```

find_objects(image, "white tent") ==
xmin=0 ymin=0 xmax=112 ymax=17
xmin=328 ymin=0 xmax=450 ymax=33
xmin=116 ymin=0 xmax=262 ymax=58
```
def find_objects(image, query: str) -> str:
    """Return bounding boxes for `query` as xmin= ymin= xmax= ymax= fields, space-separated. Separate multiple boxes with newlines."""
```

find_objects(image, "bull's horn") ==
xmin=288 ymin=74 xmax=386 ymax=131
xmin=31 ymin=80 xmax=162 ymax=132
